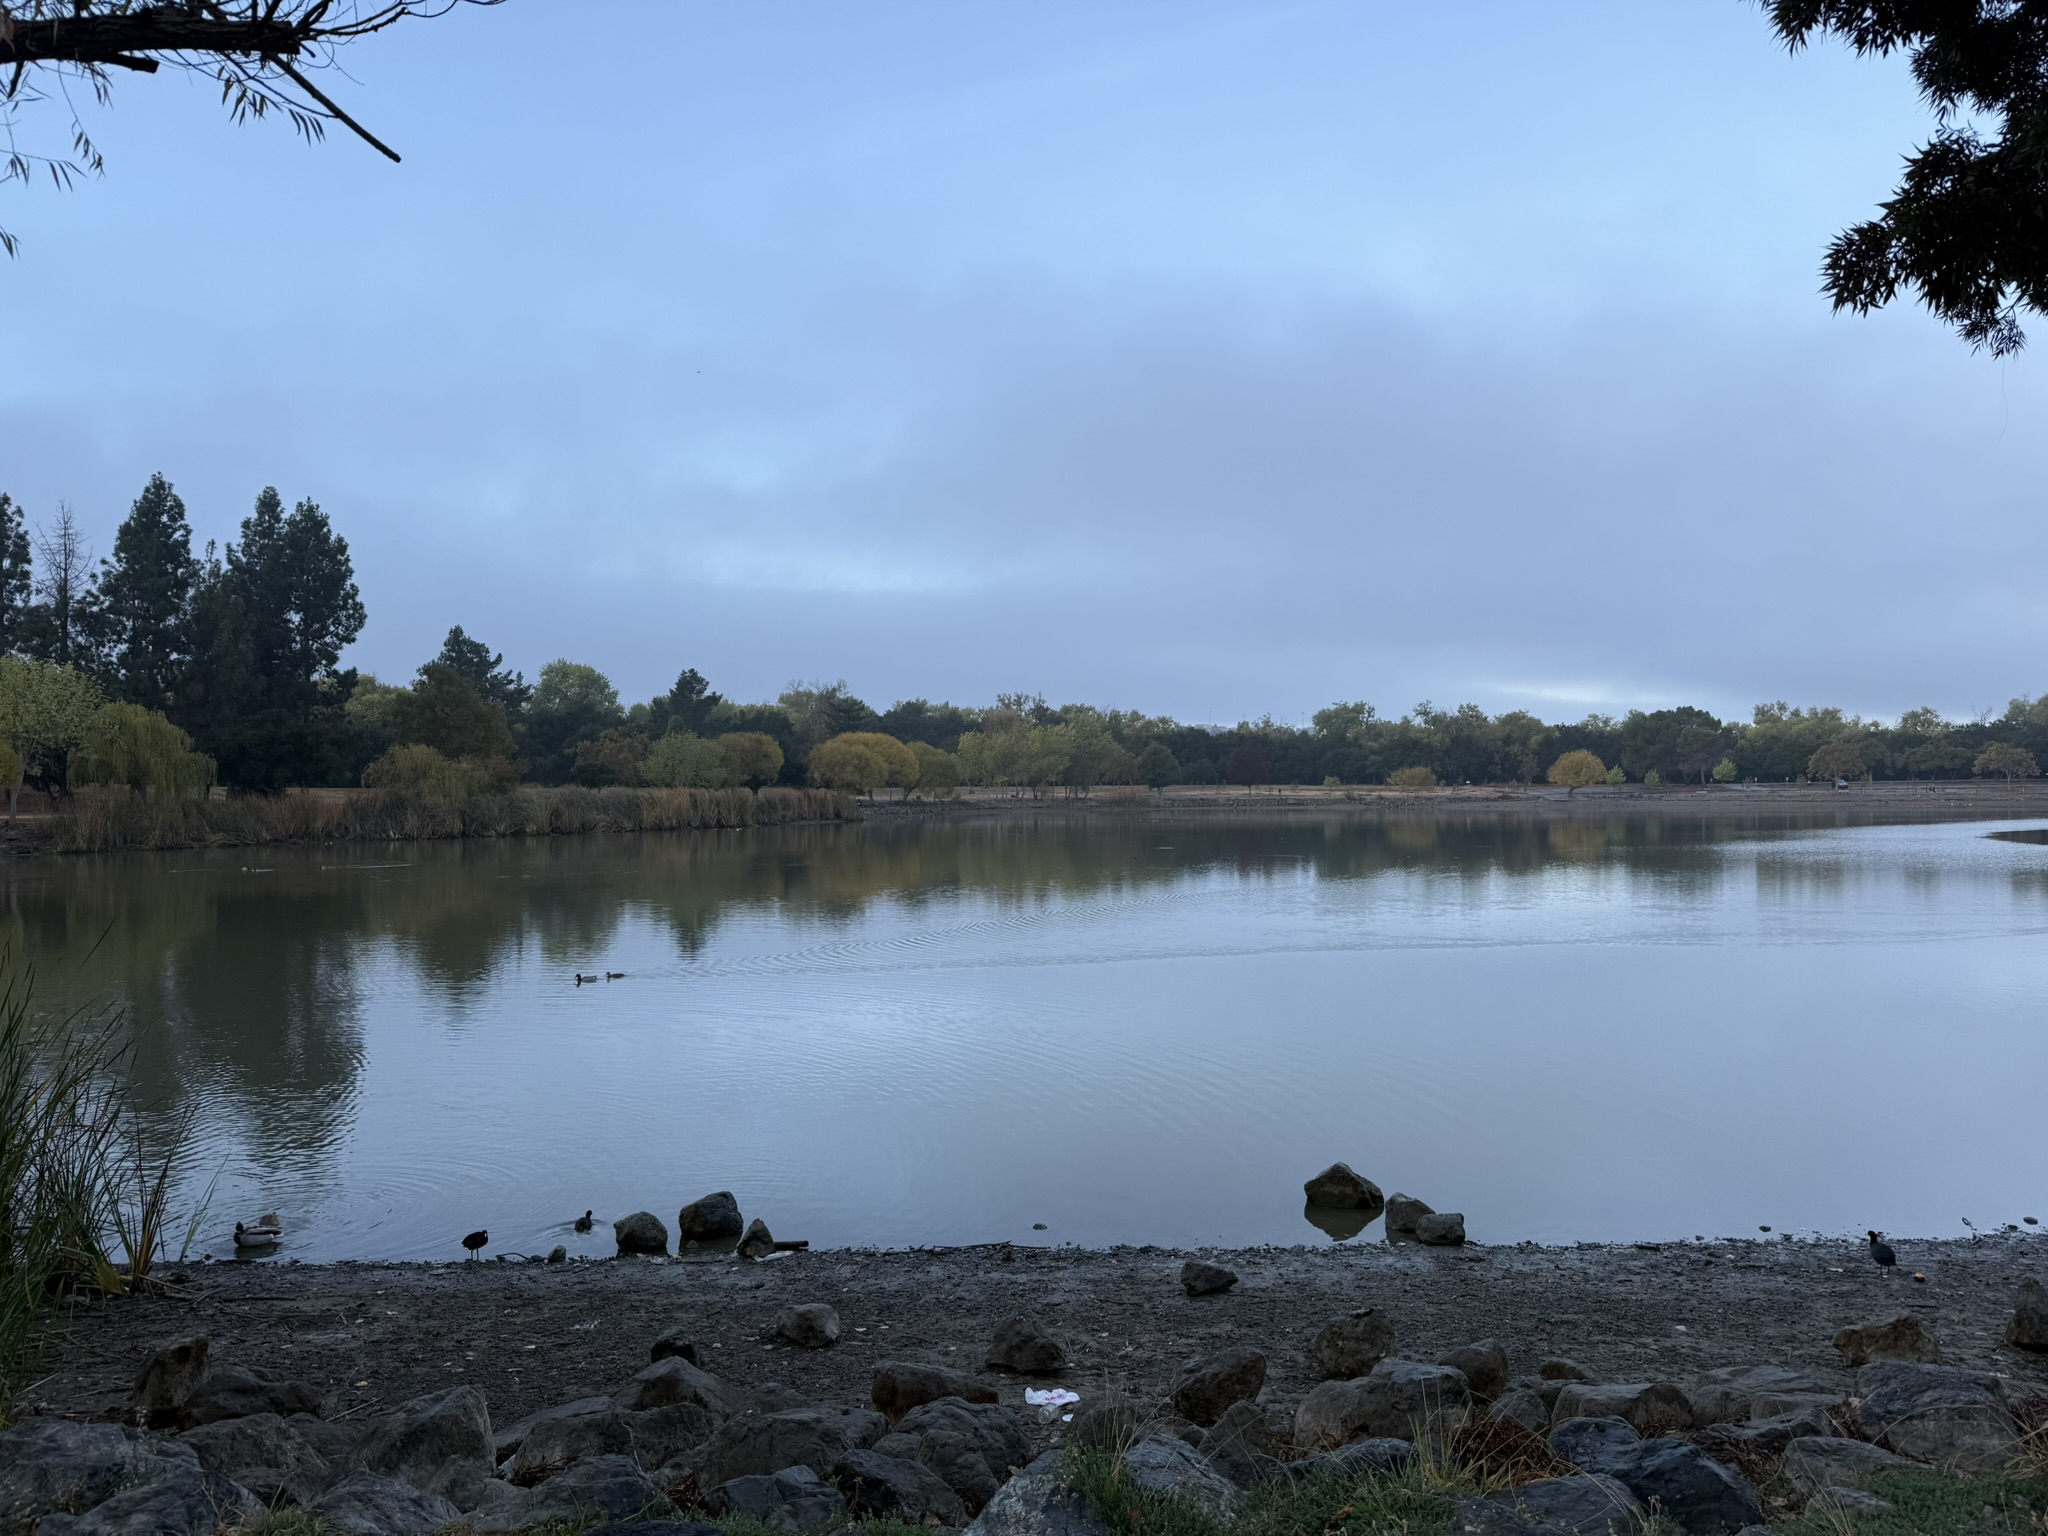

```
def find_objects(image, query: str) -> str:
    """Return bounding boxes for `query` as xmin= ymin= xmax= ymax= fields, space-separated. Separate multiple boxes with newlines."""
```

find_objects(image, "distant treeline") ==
xmin=1 ymin=474 xmax=2044 ymax=802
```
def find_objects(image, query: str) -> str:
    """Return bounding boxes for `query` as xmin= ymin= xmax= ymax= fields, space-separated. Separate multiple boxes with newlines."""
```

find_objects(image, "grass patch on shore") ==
xmin=1778 ymin=1466 xmax=2048 ymax=1536
xmin=1062 ymin=1444 xmax=1469 ymax=1536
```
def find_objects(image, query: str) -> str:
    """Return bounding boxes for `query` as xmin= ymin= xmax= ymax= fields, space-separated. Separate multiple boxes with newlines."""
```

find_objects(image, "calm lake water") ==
xmin=7 ymin=812 xmax=2045 ymax=1262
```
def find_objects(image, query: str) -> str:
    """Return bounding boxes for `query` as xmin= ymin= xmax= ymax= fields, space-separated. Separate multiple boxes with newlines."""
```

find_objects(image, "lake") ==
xmin=6 ymin=810 xmax=2044 ymax=1262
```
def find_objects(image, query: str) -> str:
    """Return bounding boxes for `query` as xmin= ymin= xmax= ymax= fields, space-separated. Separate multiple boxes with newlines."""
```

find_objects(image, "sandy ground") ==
xmin=21 ymin=1236 xmax=2048 ymax=1439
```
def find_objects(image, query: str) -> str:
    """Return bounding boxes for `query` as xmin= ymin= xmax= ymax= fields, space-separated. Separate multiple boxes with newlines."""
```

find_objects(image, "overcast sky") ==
xmin=4 ymin=1 xmax=2043 ymax=726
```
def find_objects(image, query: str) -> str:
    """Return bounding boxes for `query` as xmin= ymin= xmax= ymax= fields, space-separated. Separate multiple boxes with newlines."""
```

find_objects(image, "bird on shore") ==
xmin=1868 ymin=1230 xmax=1897 ymax=1275
xmin=462 ymin=1229 xmax=489 ymax=1259
xmin=573 ymin=1210 xmax=593 ymax=1233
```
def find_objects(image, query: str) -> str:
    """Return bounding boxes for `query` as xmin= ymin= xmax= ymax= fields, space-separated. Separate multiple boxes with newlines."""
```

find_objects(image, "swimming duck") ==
xmin=574 ymin=1210 xmax=594 ymax=1233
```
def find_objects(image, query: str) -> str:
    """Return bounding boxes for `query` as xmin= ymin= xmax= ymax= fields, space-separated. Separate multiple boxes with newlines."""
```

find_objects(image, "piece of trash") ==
xmin=1025 ymin=1388 xmax=1080 ymax=1407
xmin=1061 ymin=1413 xmax=1073 ymax=1422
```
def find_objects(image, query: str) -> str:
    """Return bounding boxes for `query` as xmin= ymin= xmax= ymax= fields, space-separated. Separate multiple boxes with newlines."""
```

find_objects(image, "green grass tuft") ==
xmin=1777 ymin=1466 xmax=2048 ymax=1536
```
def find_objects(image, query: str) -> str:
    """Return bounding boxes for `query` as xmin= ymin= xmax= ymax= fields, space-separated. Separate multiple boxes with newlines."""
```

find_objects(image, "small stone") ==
xmin=1386 ymin=1193 xmax=1435 ymax=1235
xmin=736 ymin=1218 xmax=777 ymax=1261
xmin=1311 ymin=1309 xmax=1395 ymax=1379
xmin=1170 ymin=1347 xmax=1267 ymax=1427
xmin=1832 ymin=1313 xmax=1940 ymax=1367
xmin=777 ymin=1303 xmax=842 ymax=1349
xmin=1181 ymin=1260 xmax=1238 ymax=1297
xmin=1440 ymin=1340 xmax=1509 ymax=1399
xmin=546 ymin=1245 xmax=566 ymax=1264
xmin=677 ymin=1191 xmax=745 ymax=1242
xmin=612 ymin=1210 xmax=669 ymax=1256
xmin=1304 ymin=1162 xmax=1384 ymax=1209
xmin=985 ymin=1316 xmax=1067 ymax=1374
xmin=2007 ymin=1277 xmax=2048 ymax=1352
xmin=1416 ymin=1211 xmax=1467 ymax=1246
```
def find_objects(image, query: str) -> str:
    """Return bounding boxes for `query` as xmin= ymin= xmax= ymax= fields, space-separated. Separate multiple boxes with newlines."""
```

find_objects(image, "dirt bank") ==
xmin=22 ymin=1237 xmax=2047 ymax=1435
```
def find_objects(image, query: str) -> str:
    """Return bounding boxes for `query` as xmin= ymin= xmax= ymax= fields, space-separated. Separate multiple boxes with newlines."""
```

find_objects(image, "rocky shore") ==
xmin=8 ymin=1233 xmax=2045 ymax=1536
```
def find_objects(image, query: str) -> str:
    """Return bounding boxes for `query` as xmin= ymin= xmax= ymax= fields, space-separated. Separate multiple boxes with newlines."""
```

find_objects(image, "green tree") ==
xmin=362 ymin=743 xmax=498 ymax=802
xmin=393 ymin=663 xmax=515 ymax=760
xmin=1712 ymin=756 xmax=1738 ymax=783
xmin=644 ymin=731 xmax=730 ymax=788
xmin=1974 ymin=742 xmax=2040 ymax=781
xmin=1808 ymin=739 xmax=1867 ymax=782
xmin=69 ymin=702 xmax=214 ymax=799
xmin=1546 ymin=749 xmax=1607 ymax=791
xmin=0 ymin=655 xmax=103 ymax=793
xmin=97 ymin=473 xmax=199 ymax=711
xmin=636 ymin=668 xmax=722 ymax=739
xmin=525 ymin=660 xmax=623 ymax=782
xmin=432 ymin=626 xmax=531 ymax=714
xmin=0 ymin=740 xmax=20 ymax=823
xmin=1605 ymin=764 xmax=1625 ymax=784
xmin=777 ymin=680 xmax=878 ymax=756
xmin=907 ymin=741 xmax=959 ymax=797
xmin=1388 ymin=765 xmax=1437 ymax=787
xmin=572 ymin=729 xmax=651 ymax=787
xmin=716 ymin=731 xmax=784 ymax=789
xmin=809 ymin=732 xmax=917 ymax=797
xmin=345 ymin=675 xmax=409 ymax=752
xmin=1136 ymin=742 xmax=1179 ymax=788
xmin=0 ymin=494 xmax=31 ymax=652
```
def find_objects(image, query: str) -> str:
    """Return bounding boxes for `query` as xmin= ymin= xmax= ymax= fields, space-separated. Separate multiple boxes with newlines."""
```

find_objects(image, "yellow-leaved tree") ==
xmin=1546 ymin=749 xmax=1607 ymax=792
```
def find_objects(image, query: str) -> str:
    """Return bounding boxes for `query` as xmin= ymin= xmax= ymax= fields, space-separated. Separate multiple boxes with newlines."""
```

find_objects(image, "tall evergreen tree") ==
xmin=98 ymin=473 xmax=199 ymax=711
xmin=225 ymin=488 xmax=366 ymax=714
xmin=0 ymin=494 xmax=31 ymax=653
xmin=430 ymin=626 xmax=531 ymax=714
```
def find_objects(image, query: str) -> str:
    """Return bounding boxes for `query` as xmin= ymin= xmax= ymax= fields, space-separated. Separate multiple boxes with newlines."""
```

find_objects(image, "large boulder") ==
xmin=1548 ymin=1418 xmax=1642 ymax=1470
xmin=834 ymin=1449 xmax=965 ymax=1524
xmin=873 ymin=1360 xmax=998 ymax=1418
xmin=479 ymin=1455 xmax=677 ymax=1532
xmin=677 ymin=1191 xmax=744 ymax=1242
xmin=1118 ymin=1436 xmax=1235 ymax=1507
xmin=691 ymin=1405 xmax=888 ymax=1487
xmin=1833 ymin=1314 xmax=1940 ymax=1367
xmin=1550 ymin=1419 xmax=1761 ymax=1535
xmin=352 ymin=1384 xmax=494 ymax=1501
xmin=776 ymin=1304 xmax=842 ymax=1349
xmin=625 ymin=1403 xmax=724 ymax=1472
xmin=1280 ymin=1439 xmax=1413 ymax=1484
xmin=1686 ymin=1365 xmax=1833 ymax=1425
xmin=31 ymin=1466 xmax=257 ymax=1536
xmin=179 ymin=1412 xmax=334 ymax=1506
xmin=1694 ymin=1404 xmax=1839 ymax=1458
xmin=2008 ymin=1277 xmax=2048 ymax=1352
xmin=960 ymin=1449 xmax=1103 ymax=1536
xmin=1441 ymin=1341 xmax=1510 ymax=1400
xmin=1181 ymin=1260 xmax=1238 ymax=1297
xmin=1487 ymin=1390 xmax=1552 ymax=1436
xmin=1386 ymin=1193 xmax=1434 ymax=1236
xmin=505 ymin=1405 xmax=637 ymax=1486
xmin=1296 ymin=1359 xmax=1471 ymax=1450
xmin=704 ymin=1466 xmax=844 ymax=1532
xmin=895 ymin=1397 xmax=1032 ymax=1512
xmin=1304 ymin=1163 xmax=1384 ymax=1209
xmin=613 ymin=1211 xmax=669 ymax=1256
xmin=613 ymin=1356 xmax=739 ymax=1417
xmin=1198 ymin=1400 xmax=1282 ymax=1488
xmin=1466 ymin=1473 xmax=1646 ymax=1536
xmin=493 ymin=1396 xmax=613 ymax=1460
xmin=177 ymin=1366 xmax=320 ymax=1428
xmin=1171 ymin=1347 xmax=1267 ymax=1427
xmin=1312 ymin=1310 xmax=1395 ymax=1379
xmin=986 ymin=1317 xmax=1067 ymax=1375
xmin=312 ymin=1472 xmax=461 ymax=1536
xmin=1552 ymin=1382 xmax=1695 ymax=1435
xmin=1781 ymin=1437 xmax=1913 ymax=1499
xmin=132 ymin=1337 xmax=210 ymax=1429
xmin=0 ymin=1422 xmax=201 ymax=1536
xmin=1852 ymin=1362 xmax=2021 ymax=1471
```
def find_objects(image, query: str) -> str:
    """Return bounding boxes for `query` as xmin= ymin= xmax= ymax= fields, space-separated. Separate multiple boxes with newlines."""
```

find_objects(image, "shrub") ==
xmin=361 ymin=743 xmax=504 ymax=802
xmin=572 ymin=728 xmax=651 ymax=787
xmin=810 ymin=732 xmax=918 ymax=796
xmin=68 ymin=704 xmax=214 ymax=799
xmin=1712 ymin=757 xmax=1738 ymax=783
xmin=1642 ymin=769 xmax=1663 ymax=786
xmin=716 ymin=732 xmax=784 ymax=789
xmin=908 ymin=741 xmax=959 ymax=797
xmin=645 ymin=731 xmax=731 ymax=788
xmin=1388 ymin=765 xmax=1438 ymax=788
xmin=1605 ymin=764 xmax=1625 ymax=784
xmin=1546 ymin=749 xmax=1606 ymax=789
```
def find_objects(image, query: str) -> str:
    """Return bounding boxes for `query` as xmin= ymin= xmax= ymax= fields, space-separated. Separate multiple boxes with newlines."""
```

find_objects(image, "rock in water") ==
xmin=677 ymin=1191 xmax=744 ymax=1242
xmin=133 ymin=1336 xmax=210 ymax=1428
xmin=1170 ymin=1347 xmax=1268 ymax=1426
xmin=872 ymin=1361 xmax=998 ymax=1418
xmin=1181 ymin=1260 xmax=1238 ymax=1297
xmin=612 ymin=1211 xmax=669 ymax=1256
xmin=777 ymin=1303 xmax=842 ymax=1349
xmin=2007 ymin=1277 xmax=2048 ymax=1352
xmin=1416 ymin=1212 xmax=1467 ymax=1246
xmin=1304 ymin=1163 xmax=1383 ymax=1209
xmin=1312 ymin=1308 xmax=1395 ymax=1379
xmin=986 ymin=1317 xmax=1066 ymax=1374
xmin=1385 ymin=1193 xmax=1435 ymax=1235
xmin=736 ymin=1218 xmax=776 ymax=1261
xmin=1832 ymin=1314 xmax=1941 ymax=1367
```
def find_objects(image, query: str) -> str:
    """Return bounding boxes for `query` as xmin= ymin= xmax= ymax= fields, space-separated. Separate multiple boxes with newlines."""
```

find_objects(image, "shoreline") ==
xmin=24 ymin=1236 xmax=2047 ymax=1433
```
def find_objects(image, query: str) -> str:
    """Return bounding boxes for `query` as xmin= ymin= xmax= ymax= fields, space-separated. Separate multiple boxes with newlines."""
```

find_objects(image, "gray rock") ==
xmin=31 ymin=1466 xmax=256 ymax=1536
xmin=0 ymin=1422 xmax=201 ymax=1536
xmin=961 ymin=1449 xmax=1104 ymax=1536
xmin=1197 ymin=1400 xmax=1281 ymax=1488
xmin=485 ymin=1454 xmax=677 ymax=1530
xmin=286 ymin=1413 xmax=362 ymax=1466
xmin=1181 ymin=1260 xmax=1238 ymax=1296
xmin=776 ymin=1303 xmax=841 ymax=1349
xmin=1549 ymin=1417 xmax=1642 ymax=1469
xmin=1441 ymin=1341 xmax=1510 ymax=1400
xmin=1488 ymin=1389 xmax=1552 ymax=1436
xmin=1687 ymin=1366 xmax=1832 ymax=1425
xmin=835 ymin=1448 xmax=966 ymax=1524
xmin=352 ymin=1384 xmax=494 ymax=1501
xmin=678 ymin=1190 xmax=745 ymax=1242
xmin=1780 ymin=1437 xmax=1912 ymax=1498
xmin=132 ymin=1336 xmax=209 ymax=1429
xmin=1386 ymin=1193 xmax=1435 ymax=1235
xmin=1833 ymin=1314 xmax=1940 ymax=1367
xmin=1695 ymin=1405 xmax=1839 ymax=1458
xmin=505 ymin=1404 xmax=636 ymax=1486
xmin=1416 ymin=1212 xmax=1467 ymax=1247
xmin=1067 ymin=1399 xmax=1147 ymax=1454
xmin=613 ymin=1355 xmax=739 ymax=1416
xmin=1853 ymin=1361 xmax=2021 ymax=1471
xmin=1171 ymin=1346 xmax=1267 ymax=1427
xmin=1281 ymin=1439 xmax=1414 ymax=1483
xmin=1553 ymin=1382 xmax=1695 ymax=1434
xmin=1469 ymin=1473 xmax=1647 ymax=1536
xmin=873 ymin=1360 xmax=998 ymax=1418
xmin=897 ymin=1397 xmax=1032 ymax=1511
xmin=1540 ymin=1359 xmax=1594 ymax=1382
xmin=492 ymin=1395 xmax=613 ymax=1460
xmin=737 ymin=1217 xmax=777 ymax=1261
xmin=1118 ymin=1435 xmax=1236 ymax=1506
xmin=312 ymin=1471 xmax=462 ymax=1536
xmin=1312 ymin=1309 xmax=1395 ymax=1380
xmin=649 ymin=1332 xmax=700 ymax=1365
xmin=1296 ymin=1359 xmax=1471 ymax=1450
xmin=1552 ymin=1421 xmax=1761 ymax=1535
xmin=987 ymin=1316 xmax=1069 ymax=1375
xmin=625 ymin=1403 xmax=723 ymax=1472
xmin=693 ymin=1405 xmax=889 ymax=1487
xmin=705 ymin=1466 xmax=845 ymax=1533
xmin=179 ymin=1412 xmax=333 ymax=1506
xmin=613 ymin=1210 xmax=670 ymax=1255
xmin=177 ymin=1366 xmax=321 ymax=1428
xmin=2008 ymin=1277 xmax=2048 ymax=1352
xmin=1304 ymin=1163 xmax=1384 ymax=1209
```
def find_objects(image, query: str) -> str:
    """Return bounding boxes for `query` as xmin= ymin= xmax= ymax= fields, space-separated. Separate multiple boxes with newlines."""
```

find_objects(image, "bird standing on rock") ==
xmin=573 ymin=1210 xmax=593 ymax=1233
xmin=462 ymin=1229 xmax=489 ymax=1259
xmin=1868 ymin=1230 xmax=1896 ymax=1275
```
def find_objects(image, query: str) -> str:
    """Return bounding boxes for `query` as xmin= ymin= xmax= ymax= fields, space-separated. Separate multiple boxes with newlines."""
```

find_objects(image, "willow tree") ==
xmin=0 ymin=0 xmax=497 ymax=255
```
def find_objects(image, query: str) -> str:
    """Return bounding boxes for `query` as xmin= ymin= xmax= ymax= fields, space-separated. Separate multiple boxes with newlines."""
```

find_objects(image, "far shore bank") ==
xmin=23 ymin=1236 xmax=2047 ymax=1433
